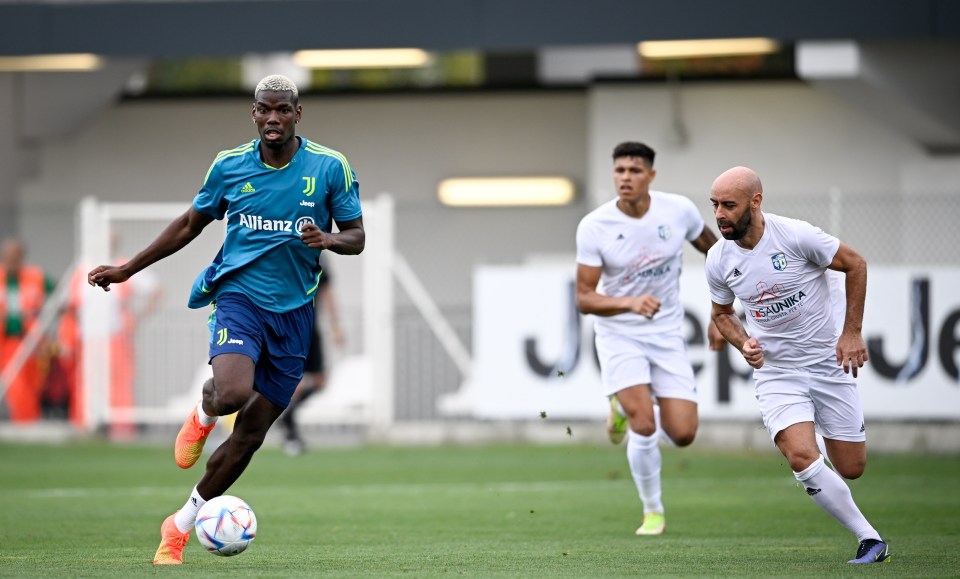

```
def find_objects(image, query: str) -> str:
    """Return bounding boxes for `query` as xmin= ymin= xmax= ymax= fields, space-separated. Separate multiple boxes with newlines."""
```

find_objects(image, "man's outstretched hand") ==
xmin=88 ymin=265 xmax=130 ymax=292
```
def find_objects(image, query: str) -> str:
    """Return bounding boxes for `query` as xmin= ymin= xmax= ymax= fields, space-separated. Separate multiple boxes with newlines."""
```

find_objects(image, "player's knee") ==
xmin=216 ymin=393 xmax=248 ymax=415
xmin=628 ymin=418 xmax=656 ymax=437
xmin=209 ymin=382 xmax=252 ymax=415
xmin=669 ymin=429 xmax=696 ymax=447
xmin=784 ymin=448 xmax=820 ymax=473
xmin=836 ymin=460 xmax=866 ymax=480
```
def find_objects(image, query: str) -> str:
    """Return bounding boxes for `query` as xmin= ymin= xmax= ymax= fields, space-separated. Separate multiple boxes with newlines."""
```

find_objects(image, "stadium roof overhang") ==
xmin=0 ymin=0 xmax=958 ymax=57
xmin=2 ymin=0 xmax=959 ymax=150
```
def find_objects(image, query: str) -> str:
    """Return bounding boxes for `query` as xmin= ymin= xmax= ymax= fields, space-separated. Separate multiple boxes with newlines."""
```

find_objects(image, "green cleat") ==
xmin=606 ymin=396 xmax=628 ymax=445
xmin=635 ymin=512 xmax=666 ymax=536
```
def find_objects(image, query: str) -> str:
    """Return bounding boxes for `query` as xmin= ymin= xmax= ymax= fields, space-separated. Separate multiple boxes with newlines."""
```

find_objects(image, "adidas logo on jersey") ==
xmin=616 ymin=233 xmax=625 ymax=240
xmin=240 ymin=182 xmax=256 ymax=193
xmin=733 ymin=268 xmax=742 ymax=277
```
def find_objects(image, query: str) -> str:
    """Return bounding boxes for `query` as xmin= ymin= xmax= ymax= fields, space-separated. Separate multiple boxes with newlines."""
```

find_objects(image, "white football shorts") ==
xmin=754 ymin=357 xmax=866 ymax=442
xmin=594 ymin=331 xmax=698 ymax=401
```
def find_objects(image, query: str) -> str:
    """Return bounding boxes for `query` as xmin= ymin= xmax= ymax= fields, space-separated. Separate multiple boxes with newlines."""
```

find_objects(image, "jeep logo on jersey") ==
xmin=295 ymin=216 xmax=315 ymax=234
xmin=771 ymin=252 xmax=787 ymax=271
xmin=658 ymin=225 xmax=671 ymax=240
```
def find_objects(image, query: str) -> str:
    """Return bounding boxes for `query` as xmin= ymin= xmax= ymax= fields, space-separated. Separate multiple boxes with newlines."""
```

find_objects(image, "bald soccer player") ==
xmin=705 ymin=166 xmax=890 ymax=565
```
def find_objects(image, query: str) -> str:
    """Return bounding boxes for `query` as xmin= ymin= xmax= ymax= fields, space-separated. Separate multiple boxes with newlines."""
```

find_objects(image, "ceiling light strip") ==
xmin=438 ymin=177 xmax=575 ymax=207
xmin=293 ymin=49 xmax=432 ymax=69
xmin=638 ymin=38 xmax=779 ymax=59
xmin=0 ymin=54 xmax=103 ymax=72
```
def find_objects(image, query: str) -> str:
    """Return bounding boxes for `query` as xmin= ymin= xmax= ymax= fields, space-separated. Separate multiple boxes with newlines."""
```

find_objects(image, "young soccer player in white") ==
xmin=576 ymin=142 xmax=722 ymax=536
xmin=705 ymin=166 xmax=890 ymax=564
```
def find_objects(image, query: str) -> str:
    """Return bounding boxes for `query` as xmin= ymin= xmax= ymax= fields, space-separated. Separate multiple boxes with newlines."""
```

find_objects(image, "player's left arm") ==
xmin=690 ymin=225 xmax=718 ymax=255
xmin=305 ymin=156 xmax=364 ymax=255
xmin=711 ymin=300 xmax=763 ymax=368
xmin=689 ymin=225 xmax=725 ymax=350
xmin=827 ymin=242 xmax=868 ymax=377
xmin=300 ymin=217 xmax=365 ymax=255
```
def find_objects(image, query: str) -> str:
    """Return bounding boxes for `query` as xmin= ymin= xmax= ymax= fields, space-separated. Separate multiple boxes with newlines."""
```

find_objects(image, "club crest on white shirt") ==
xmin=771 ymin=252 xmax=787 ymax=271
xmin=658 ymin=225 xmax=671 ymax=240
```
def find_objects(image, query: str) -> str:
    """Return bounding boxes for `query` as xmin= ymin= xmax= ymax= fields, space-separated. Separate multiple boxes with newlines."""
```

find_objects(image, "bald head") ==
xmin=712 ymin=166 xmax=762 ymax=200
xmin=710 ymin=166 xmax=764 ymax=245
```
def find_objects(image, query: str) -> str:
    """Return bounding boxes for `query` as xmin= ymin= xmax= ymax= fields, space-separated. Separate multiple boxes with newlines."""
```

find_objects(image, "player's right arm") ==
xmin=88 ymin=207 xmax=214 ymax=291
xmin=575 ymin=264 xmax=660 ymax=318
xmin=710 ymin=300 xmax=763 ymax=368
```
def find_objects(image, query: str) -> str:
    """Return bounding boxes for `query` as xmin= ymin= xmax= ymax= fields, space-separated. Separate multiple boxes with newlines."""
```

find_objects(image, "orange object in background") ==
xmin=60 ymin=260 xmax=160 ymax=437
xmin=1 ymin=256 xmax=49 ymax=423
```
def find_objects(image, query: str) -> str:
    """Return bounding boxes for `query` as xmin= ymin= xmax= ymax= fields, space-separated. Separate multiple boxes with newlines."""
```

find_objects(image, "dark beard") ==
xmin=720 ymin=210 xmax=751 ymax=241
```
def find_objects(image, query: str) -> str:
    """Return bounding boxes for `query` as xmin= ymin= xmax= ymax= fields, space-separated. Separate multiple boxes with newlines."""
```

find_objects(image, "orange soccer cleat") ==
xmin=174 ymin=406 xmax=216 ymax=469
xmin=153 ymin=513 xmax=190 ymax=565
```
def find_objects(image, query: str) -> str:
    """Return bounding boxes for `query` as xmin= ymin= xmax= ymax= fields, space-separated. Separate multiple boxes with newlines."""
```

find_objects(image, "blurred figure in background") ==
xmin=0 ymin=238 xmax=55 ymax=423
xmin=279 ymin=256 xmax=345 ymax=455
xmin=575 ymin=142 xmax=722 ymax=536
xmin=59 ymin=233 xmax=163 ymax=437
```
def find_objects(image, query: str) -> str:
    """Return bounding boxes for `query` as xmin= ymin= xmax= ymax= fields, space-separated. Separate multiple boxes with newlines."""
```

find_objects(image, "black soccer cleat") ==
xmin=848 ymin=539 xmax=891 ymax=564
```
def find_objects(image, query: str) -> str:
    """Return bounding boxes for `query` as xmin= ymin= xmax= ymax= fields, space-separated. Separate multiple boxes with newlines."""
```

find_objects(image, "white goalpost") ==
xmin=70 ymin=194 xmax=470 ymax=437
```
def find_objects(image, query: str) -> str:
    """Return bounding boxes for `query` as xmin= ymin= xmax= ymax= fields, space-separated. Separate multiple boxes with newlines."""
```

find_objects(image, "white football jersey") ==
xmin=705 ymin=212 xmax=841 ymax=367
xmin=576 ymin=191 xmax=705 ymax=336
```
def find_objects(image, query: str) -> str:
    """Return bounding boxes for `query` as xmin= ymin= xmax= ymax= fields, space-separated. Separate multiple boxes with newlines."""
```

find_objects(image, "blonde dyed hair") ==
xmin=254 ymin=75 xmax=299 ymax=101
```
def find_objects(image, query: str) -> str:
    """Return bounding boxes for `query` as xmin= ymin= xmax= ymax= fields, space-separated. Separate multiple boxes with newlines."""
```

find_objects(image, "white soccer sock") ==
xmin=794 ymin=455 xmax=881 ymax=542
xmin=653 ymin=404 xmax=677 ymax=447
xmin=615 ymin=400 xmax=675 ymax=446
xmin=814 ymin=434 xmax=834 ymax=469
xmin=627 ymin=429 xmax=663 ymax=515
xmin=173 ymin=486 xmax=207 ymax=533
xmin=196 ymin=401 xmax=218 ymax=427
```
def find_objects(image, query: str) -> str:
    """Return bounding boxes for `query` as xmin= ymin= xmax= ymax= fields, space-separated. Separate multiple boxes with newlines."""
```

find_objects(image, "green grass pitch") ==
xmin=1 ymin=440 xmax=957 ymax=577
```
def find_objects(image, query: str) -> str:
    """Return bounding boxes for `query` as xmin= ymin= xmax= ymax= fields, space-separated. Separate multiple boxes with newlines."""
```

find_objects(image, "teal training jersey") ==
xmin=188 ymin=137 xmax=361 ymax=313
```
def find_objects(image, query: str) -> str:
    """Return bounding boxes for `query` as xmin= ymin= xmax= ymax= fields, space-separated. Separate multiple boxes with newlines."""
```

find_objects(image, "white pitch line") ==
xmin=10 ymin=477 xmax=782 ymax=500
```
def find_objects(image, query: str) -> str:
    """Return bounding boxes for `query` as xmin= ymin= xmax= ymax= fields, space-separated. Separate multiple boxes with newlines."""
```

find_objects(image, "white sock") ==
xmin=616 ymin=400 xmax=674 ymax=446
xmin=815 ymin=434 xmax=834 ymax=469
xmin=173 ymin=486 xmax=207 ymax=533
xmin=197 ymin=401 xmax=217 ymax=427
xmin=627 ymin=429 xmax=663 ymax=515
xmin=653 ymin=404 xmax=676 ymax=447
xmin=794 ymin=455 xmax=881 ymax=542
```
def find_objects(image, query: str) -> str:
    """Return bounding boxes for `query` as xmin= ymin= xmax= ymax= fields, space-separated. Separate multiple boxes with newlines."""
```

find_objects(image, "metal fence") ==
xmin=762 ymin=190 xmax=960 ymax=266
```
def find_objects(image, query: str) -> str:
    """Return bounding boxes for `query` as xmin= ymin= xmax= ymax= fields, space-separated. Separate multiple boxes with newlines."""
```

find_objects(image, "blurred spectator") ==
xmin=1 ymin=238 xmax=55 ymax=422
xmin=59 ymin=234 xmax=162 ymax=437
xmin=279 ymin=257 xmax=344 ymax=455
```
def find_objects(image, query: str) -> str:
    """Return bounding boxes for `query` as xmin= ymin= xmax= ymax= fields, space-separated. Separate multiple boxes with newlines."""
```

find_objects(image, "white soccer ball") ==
xmin=194 ymin=495 xmax=257 ymax=557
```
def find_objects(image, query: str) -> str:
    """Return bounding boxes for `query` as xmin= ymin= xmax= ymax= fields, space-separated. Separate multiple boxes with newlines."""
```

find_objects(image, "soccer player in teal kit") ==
xmin=88 ymin=75 xmax=364 ymax=564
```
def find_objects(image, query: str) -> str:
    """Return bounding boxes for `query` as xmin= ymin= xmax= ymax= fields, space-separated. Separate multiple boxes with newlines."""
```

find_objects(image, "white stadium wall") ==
xmin=588 ymin=81 xmax=928 ymax=207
